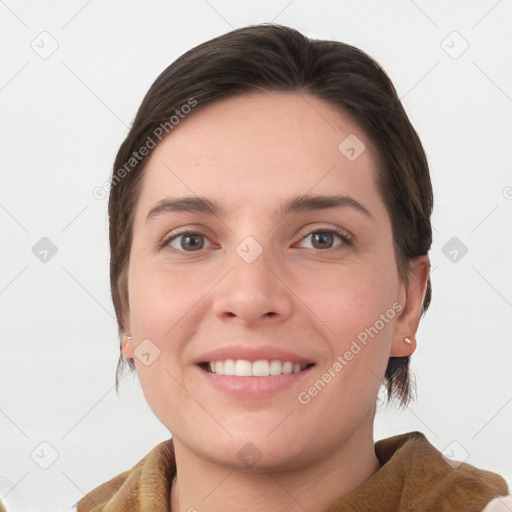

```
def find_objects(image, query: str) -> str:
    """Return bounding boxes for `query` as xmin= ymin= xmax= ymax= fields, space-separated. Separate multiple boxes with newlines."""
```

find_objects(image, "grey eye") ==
xmin=310 ymin=232 xmax=335 ymax=249
xmin=170 ymin=233 xmax=207 ymax=251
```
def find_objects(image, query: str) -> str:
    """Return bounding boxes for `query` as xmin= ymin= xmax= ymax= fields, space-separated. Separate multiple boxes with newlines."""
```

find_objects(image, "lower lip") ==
xmin=197 ymin=365 xmax=314 ymax=399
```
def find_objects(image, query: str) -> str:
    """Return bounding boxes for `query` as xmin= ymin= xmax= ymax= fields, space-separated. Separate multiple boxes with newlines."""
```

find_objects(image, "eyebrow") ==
xmin=146 ymin=194 xmax=373 ymax=223
xmin=281 ymin=194 xmax=372 ymax=219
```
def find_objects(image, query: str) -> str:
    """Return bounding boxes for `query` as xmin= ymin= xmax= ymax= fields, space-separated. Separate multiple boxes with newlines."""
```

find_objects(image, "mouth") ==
xmin=199 ymin=360 xmax=315 ymax=377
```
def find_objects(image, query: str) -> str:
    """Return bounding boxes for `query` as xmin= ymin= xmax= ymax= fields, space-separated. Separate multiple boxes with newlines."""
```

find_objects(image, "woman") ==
xmin=76 ymin=24 xmax=509 ymax=511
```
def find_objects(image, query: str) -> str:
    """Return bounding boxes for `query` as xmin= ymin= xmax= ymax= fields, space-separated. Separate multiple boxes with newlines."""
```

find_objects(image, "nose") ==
xmin=212 ymin=244 xmax=294 ymax=327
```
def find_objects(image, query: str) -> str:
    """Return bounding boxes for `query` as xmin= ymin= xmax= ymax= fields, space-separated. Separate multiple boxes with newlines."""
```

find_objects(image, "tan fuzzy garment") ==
xmin=76 ymin=432 xmax=508 ymax=512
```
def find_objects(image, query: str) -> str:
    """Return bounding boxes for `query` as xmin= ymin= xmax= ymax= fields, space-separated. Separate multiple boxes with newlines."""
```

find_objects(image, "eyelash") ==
xmin=161 ymin=227 xmax=353 ymax=254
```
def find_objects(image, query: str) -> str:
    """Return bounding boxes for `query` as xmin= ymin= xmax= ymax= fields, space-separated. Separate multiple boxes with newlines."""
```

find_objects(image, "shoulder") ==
xmin=74 ymin=439 xmax=175 ymax=512
xmin=375 ymin=431 xmax=509 ymax=511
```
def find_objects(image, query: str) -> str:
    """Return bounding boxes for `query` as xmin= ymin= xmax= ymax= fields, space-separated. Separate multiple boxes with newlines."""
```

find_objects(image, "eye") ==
xmin=165 ymin=231 xmax=211 ymax=252
xmin=296 ymin=228 xmax=352 ymax=251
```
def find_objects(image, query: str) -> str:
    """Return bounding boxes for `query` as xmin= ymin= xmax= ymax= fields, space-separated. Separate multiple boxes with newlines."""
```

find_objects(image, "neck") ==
xmin=170 ymin=423 xmax=380 ymax=512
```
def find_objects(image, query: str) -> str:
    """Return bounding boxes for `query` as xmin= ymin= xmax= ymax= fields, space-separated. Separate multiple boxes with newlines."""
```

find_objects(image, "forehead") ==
xmin=136 ymin=92 xmax=386 ymax=220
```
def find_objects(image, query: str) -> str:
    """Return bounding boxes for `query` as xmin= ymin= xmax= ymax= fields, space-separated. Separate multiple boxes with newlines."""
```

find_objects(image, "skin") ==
xmin=121 ymin=92 xmax=430 ymax=512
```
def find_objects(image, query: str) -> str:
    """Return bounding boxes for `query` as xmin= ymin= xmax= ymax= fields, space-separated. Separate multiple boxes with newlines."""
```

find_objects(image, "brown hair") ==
xmin=109 ymin=24 xmax=432 ymax=407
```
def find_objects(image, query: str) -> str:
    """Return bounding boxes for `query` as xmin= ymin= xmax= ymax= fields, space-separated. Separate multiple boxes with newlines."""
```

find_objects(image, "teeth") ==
xmin=269 ymin=360 xmax=282 ymax=375
xmin=282 ymin=362 xmax=293 ymax=374
xmin=235 ymin=360 xmax=252 ymax=377
xmin=208 ymin=359 xmax=308 ymax=376
xmin=224 ymin=359 xmax=235 ymax=375
xmin=252 ymin=360 xmax=270 ymax=377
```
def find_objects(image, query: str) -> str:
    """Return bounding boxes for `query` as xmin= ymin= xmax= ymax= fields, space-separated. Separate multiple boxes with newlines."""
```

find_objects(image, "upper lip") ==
xmin=195 ymin=345 xmax=314 ymax=365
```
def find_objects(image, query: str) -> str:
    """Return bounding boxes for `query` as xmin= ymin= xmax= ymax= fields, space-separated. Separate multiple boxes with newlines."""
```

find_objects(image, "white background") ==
xmin=1 ymin=1 xmax=511 ymax=510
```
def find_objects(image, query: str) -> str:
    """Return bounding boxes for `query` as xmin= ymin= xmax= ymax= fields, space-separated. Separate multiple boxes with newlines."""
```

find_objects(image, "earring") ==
xmin=403 ymin=337 xmax=412 ymax=345
xmin=123 ymin=336 xmax=132 ymax=347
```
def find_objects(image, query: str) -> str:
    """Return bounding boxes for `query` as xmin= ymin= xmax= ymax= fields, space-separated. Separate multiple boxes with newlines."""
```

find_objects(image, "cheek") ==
xmin=297 ymin=261 xmax=399 ymax=404
xmin=297 ymin=270 xmax=396 ymax=415
xmin=127 ymin=263 xmax=195 ymax=425
xmin=126 ymin=259 xmax=217 ymax=399
xmin=304 ymin=261 xmax=399 ymax=341
xmin=128 ymin=260 xmax=203 ymax=338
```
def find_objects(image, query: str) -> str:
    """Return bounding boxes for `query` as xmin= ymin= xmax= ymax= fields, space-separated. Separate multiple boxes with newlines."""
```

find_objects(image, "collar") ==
xmin=76 ymin=431 xmax=508 ymax=512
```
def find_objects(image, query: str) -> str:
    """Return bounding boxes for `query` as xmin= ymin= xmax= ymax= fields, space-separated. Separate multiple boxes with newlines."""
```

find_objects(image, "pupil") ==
xmin=183 ymin=234 xmax=203 ymax=251
xmin=313 ymin=232 xmax=332 ymax=249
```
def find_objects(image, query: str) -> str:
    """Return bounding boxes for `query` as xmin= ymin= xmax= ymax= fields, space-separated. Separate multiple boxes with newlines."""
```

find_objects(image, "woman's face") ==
xmin=123 ymin=92 xmax=427 ymax=470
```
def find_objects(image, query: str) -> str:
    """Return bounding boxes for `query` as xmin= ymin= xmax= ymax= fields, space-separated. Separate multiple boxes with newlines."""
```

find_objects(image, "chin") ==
xmin=183 ymin=427 xmax=319 ymax=473
xmin=208 ymin=443 xmax=311 ymax=473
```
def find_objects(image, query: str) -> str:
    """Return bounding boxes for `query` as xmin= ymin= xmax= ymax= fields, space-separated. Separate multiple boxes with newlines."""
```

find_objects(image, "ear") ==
xmin=120 ymin=317 xmax=134 ymax=359
xmin=121 ymin=336 xmax=134 ymax=359
xmin=391 ymin=256 xmax=430 ymax=357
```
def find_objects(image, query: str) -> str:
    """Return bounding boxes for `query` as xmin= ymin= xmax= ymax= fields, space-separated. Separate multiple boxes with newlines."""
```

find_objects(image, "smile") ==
xmin=204 ymin=359 xmax=312 ymax=377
